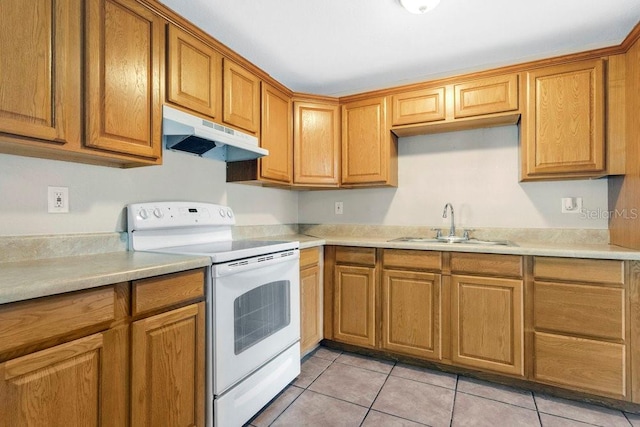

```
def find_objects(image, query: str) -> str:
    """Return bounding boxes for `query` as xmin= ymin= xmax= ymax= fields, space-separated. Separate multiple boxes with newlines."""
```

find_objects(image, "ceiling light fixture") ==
xmin=399 ymin=0 xmax=441 ymax=14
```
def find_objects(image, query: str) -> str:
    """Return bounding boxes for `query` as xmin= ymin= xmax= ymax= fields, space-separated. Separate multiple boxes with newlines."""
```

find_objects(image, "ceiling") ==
xmin=158 ymin=0 xmax=640 ymax=96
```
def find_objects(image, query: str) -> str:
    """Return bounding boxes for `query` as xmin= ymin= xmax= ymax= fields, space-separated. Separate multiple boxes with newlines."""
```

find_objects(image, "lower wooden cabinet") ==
xmin=0 ymin=268 xmax=206 ymax=427
xmin=300 ymin=247 xmax=323 ymax=354
xmin=451 ymin=275 xmax=524 ymax=376
xmin=532 ymin=256 xmax=628 ymax=399
xmin=0 ymin=330 xmax=124 ymax=427
xmin=132 ymin=302 xmax=205 ymax=427
xmin=381 ymin=269 xmax=442 ymax=360
xmin=334 ymin=264 xmax=377 ymax=348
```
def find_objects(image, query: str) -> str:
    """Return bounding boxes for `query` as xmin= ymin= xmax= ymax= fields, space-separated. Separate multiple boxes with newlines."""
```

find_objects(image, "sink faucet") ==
xmin=442 ymin=203 xmax=455 ymax=237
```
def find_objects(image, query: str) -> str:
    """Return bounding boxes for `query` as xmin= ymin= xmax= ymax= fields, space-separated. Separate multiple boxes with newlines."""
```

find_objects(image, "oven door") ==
xmin=212 ymin=249 xmax=300 ymax=395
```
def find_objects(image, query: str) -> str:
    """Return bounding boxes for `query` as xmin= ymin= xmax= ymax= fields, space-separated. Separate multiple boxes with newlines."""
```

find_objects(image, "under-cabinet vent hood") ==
xmin=162 ymin=105 xmax=268 ymax=162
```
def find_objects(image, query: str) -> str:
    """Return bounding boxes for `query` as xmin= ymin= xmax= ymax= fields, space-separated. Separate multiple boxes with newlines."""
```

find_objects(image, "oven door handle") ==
xmin=214 ymin=250 xmax=299 ymax=277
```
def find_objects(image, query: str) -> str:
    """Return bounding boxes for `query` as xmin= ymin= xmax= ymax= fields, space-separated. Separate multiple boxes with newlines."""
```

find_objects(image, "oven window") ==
xmin=234 ymin=280 xmax=291 ymax=355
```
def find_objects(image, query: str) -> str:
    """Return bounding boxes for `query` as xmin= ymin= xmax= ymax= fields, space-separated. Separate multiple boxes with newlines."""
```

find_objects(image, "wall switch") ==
xmin=335 ymin=201 xmax=344 ymax=215
xmin=48 ymin=186 xmax=69 ymax=213
xmin=561 ymin=197 xmax=582 ymax=214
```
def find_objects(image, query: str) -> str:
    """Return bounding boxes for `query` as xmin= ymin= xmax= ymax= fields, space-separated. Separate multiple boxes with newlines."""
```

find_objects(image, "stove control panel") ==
xmin=127 ymin=201 xmax=235 ymax=231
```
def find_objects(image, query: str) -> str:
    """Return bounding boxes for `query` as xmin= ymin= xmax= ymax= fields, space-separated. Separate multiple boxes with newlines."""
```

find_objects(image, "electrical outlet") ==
xmin=48 ymin=186 xmax=69 ymax=213
xmin=561 ymin=197 xmax=582 ymax=214
xmin=335 ymin=201 xmax=344 ymax=215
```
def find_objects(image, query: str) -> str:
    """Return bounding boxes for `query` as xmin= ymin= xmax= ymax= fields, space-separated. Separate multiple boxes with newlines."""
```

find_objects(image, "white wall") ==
xmin=298 ymin=126 xmax=609 ymax=229
xmin=0 ymin=149 xmax=299 ymax=236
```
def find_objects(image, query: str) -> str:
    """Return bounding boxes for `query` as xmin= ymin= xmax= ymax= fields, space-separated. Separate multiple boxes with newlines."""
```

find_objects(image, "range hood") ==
xmin=162 ymin=105 xmax=268 ymax=162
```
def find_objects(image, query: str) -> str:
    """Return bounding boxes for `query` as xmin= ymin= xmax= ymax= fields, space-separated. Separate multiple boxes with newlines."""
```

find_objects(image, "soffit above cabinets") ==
xmin=158 ymin=0 xmax=640 ymax=96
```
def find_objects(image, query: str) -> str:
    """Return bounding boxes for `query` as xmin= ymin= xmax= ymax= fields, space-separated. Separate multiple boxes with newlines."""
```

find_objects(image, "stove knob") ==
xmin=226 ymin=209 xmax=233 ymax=218
xmin=138 ymin=209 xmax=148 ymax=219
xmin=153 ymin=208 xmax=164 ymax=218
xmin=219 ymin=209 xmax=226 ymax=218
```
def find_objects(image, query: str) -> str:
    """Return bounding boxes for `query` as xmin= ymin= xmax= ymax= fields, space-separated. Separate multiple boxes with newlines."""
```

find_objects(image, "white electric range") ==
xmin=127 ymin=201 xmax=300 ymax=427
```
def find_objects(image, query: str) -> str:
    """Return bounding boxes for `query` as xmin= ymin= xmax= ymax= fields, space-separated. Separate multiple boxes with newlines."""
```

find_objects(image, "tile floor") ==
xmin=247 ymin=346 xmax=640 ymax=427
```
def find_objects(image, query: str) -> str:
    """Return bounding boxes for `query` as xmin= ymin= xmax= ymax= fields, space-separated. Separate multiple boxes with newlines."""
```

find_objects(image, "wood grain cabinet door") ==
xmin=453 ymin=74 xmax=519 ymax=119
xmin=521 ymin=59 xmax=605 ymax=179
xmin=167 ymin=24 xmax=222 ymax=120
xmin=341 ymin=97 xmax=397 ymax=186
xmin=293 ymin=100 xmax=341 ymax=186
xmin=333 ymin=265 xmax=376 ymax=348
xmin=300 ymin=264 xmax=322 ymax=354
xmin=260 ymin=83 xmax=293 ymax=183
xmin=0 ymin=332 xmax=124 ymax=427
xmin=131 ymin=303 xmax=205 ymax=427
xmin=0 ymin=0 xmax=81 ymax=144
xmin=85 ymin=0 xmax=164 ymax=159
xmin=223 ymin=60 xmax=261 ymax=134
xmin=451 ymin=275 xmax=524 ymax=376
xmin=382 ymin=270 xmax=442 ymax=360
xmin=391 ymin=87 xmax=446 ymax=126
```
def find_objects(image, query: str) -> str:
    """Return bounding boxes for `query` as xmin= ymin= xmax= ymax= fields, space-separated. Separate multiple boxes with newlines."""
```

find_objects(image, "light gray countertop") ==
xmin=0 ymin=251 xmax=211 ymax=305
xmin=263 ymin=234 xmax=640 ymax=261
xmin=3 ymin=233 xmax=639 ymax=307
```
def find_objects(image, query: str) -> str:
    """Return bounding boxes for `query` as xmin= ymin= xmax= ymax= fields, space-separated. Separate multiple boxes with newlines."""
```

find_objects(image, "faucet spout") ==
xmin=442 ymin=203 xmax=455 ymax=237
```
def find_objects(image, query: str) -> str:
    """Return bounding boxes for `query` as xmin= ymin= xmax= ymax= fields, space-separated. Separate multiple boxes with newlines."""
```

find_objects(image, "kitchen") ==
xmin=1 ymin=0 xmax=640 ymax=426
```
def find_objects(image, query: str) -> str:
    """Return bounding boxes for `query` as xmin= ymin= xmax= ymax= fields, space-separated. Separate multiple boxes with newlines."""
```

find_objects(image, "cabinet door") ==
xmin=85 ymin=0 xmax=164 ymax=159
xmin=294 ymin=100 xmax=341 ymax=186
xmin=0 ymin=0 xmax=81 ymax=144
xmin=342 ymin=97 xmax=397 ymax=186
xmin=132 ymin=303 xmax=205 ymax=427
xmin=223 ymin=60 xmax=260 ymax=134
xmin=391 ymin=87 xmax=446 ymax=126
xmin=453 ymin=74 xmax=518 ymax=118
xmin=167 ymin=24 xmax=222 ymax=120
xmin=382 ymin=270 xmax=442 ymax=360
xmin=521 ymin=59 xmax=605 ymax=179
xmin=334 ymin=265 xmax=376 ymax=348
xmin=0 ymin=332 xmax=125 ymax=427
xmin=300 ymin=264 xmax=322 ymax=354
xmin=260 ymin=83 xmax=293 ymax=183
xmin=451 ymin=275 xmax=524 ymax=376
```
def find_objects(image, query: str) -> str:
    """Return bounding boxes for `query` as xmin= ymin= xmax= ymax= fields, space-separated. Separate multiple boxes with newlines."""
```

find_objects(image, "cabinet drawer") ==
xmin=391 ymin=87 xmax=445 ymax=126
xmin=133 ymin=269 xmax=205 ymax=317
xmin=534 ymin=332 xmax=626 ymax=398
xmin=534 ymin=257 xmax=624 ymax=285
xmin=300 ymin=247 xmax=320 ymax=269
xmin=0 ymin=286 xmax=116 ymax=355
xmin=450 ymin=253 xmax=523 ymax=278
xmin=383 ymin=249 xmax=441 ymax=271
xmin=534 ymin=282 xmax=624 ymax=340
xmin=335 ymin=246 xmax=376 ymax=267
xmin=454 ymin=74 xmax=519 ymax=118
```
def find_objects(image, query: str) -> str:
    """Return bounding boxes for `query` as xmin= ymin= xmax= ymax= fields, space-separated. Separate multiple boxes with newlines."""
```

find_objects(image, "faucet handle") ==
xmin=463 ymin=228 xmax=475 ymax=239
xmin=431 ymin=228 xmax=442 ymax=238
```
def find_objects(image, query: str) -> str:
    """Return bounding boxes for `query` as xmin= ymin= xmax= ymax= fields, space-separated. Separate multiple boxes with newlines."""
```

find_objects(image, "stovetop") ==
xmin=149 ymin=239 xmax=299 ymax=263
xmin=127 ymin=201 xmax=298 ymax=263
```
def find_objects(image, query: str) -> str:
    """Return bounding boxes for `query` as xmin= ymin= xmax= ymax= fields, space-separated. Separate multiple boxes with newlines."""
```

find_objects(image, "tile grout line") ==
xmin=449 ymin=374 xmax=460 ymax=427
xmin=532 ymin=391 xmax=543 ymax=427
xmin=357 ymin=361 xmax=395 ymax=427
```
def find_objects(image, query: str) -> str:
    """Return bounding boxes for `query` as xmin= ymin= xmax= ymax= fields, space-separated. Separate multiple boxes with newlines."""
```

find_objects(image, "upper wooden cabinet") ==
xmin=521 ymin=59 xmax=606 ymax=180
xmin=454 ymin=74 xmax=519 ymax=118
xmin=260 ymin=83 xmax=293 ymax=184
xmin=390 ymin=74 xmax=520 ymax=137
xmin=85 ymin=0 xmax=164 ymax=160
xmin=391 ymin=87 xmax=446 ymax=126
xmin=223 ymin=59 xmax=261 ymax=135
xmin=294 ymin=98 xmax=341 ymax=187
xmin=166 ymin=24 xmax=222 ymax=120
xmin=341 ymin=96 xmax=398 ymax=187
xmin=0 ymin=0 xmax=81 ymax=145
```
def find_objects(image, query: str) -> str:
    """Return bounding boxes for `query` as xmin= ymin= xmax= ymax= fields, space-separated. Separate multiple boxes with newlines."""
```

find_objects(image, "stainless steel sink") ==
xmin=388 ymin=237 xmax=516 ymax=246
